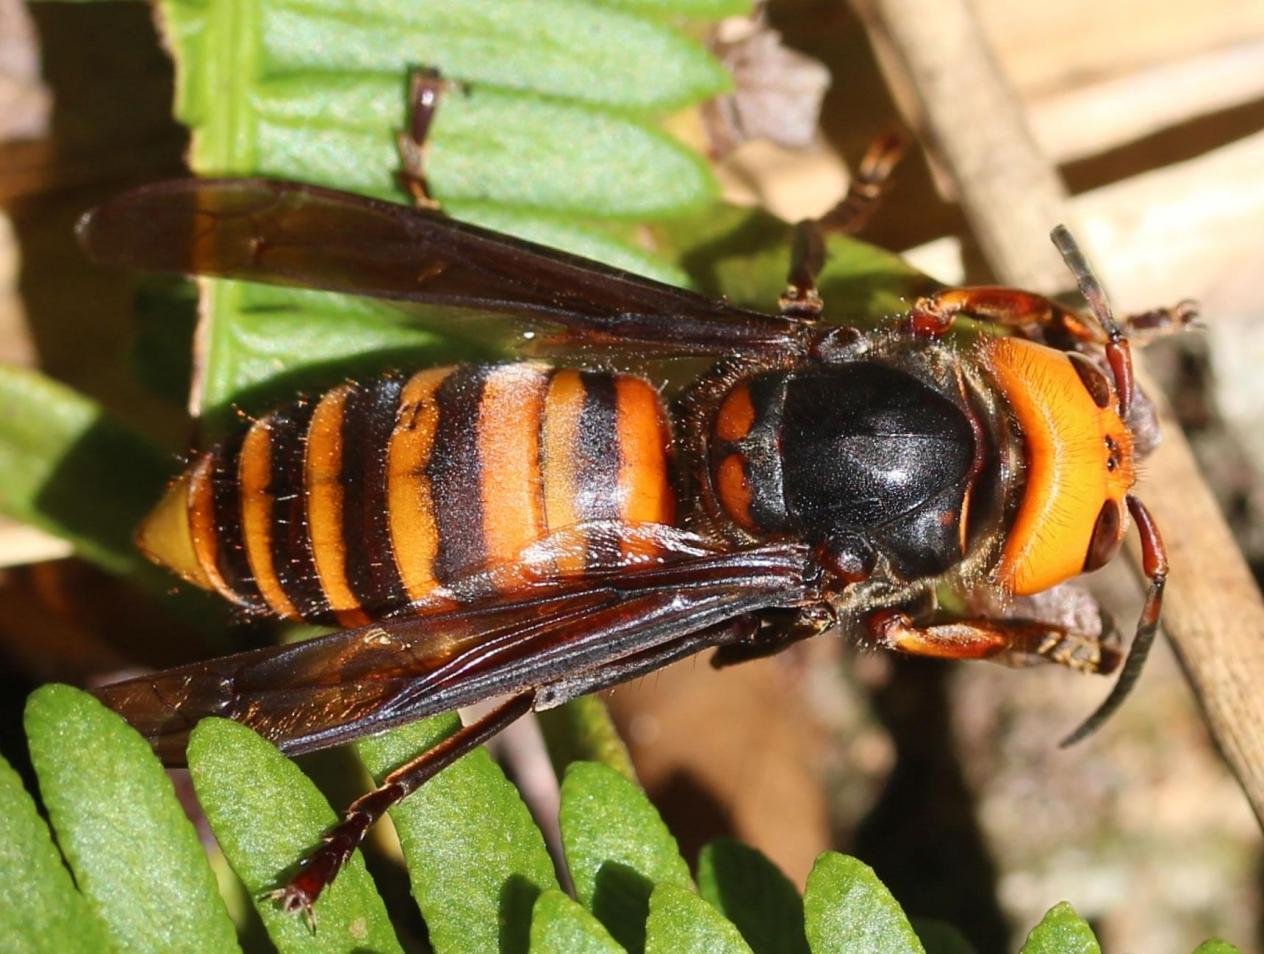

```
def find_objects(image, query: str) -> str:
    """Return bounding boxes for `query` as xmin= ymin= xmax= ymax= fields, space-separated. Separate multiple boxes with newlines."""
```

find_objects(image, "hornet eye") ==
xmin=1068 ymin=353 xmax=1112 ymax=408
xmin=1084 ymin=499 xmax=1122 ymax=572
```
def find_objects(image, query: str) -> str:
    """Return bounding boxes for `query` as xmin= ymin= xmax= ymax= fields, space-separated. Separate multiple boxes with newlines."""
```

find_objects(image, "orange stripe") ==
xmin=305 ymin=385 xmax=370 ymax=627
xmin=186 ymin=454 xmax=232 ymax=599
xmin=479 ymin=366 xmax=547 ymax=578
xmin=239 ymin=418 xmax=299 ymax=618
xmin=714 ymin=384 xmax=755 ymax=442
xmin=387 ymin=368 xmax=453 ymax=604
xmin=716 ymin=453 xmax=755 ymax=532
xmin=615 ymin=376 xmax=674 ymax=560
xmin=541 ymin=370 xmax=587 ymax=574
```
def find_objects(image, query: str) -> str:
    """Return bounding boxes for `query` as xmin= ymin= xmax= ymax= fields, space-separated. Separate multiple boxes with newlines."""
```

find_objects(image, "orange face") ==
xmin=981 ymin=336 xmax=1135 ymax=595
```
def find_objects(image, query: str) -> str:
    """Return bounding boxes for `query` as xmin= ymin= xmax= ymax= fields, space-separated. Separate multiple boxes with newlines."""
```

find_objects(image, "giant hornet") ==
xmin=78 ymin=104 xmax=1193 ymax=915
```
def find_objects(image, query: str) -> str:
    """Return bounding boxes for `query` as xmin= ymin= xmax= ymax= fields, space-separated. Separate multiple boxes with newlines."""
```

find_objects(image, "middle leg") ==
xmin=865 ymin=609 xmax=1122 ymax=674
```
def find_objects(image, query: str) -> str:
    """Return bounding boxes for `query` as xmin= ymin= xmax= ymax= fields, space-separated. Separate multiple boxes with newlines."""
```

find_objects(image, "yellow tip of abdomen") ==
xmin=136 ymin=466 xmax=213 ymax=590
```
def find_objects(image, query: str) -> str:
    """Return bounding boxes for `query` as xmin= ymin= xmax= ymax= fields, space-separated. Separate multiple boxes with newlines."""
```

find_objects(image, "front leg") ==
xmin=908 ymin=286 xmax=1197 ymax=347
xmin=907 ymin=286 xmax=1096 ymax=342
xmin=865 ymin=609 xmax=1121 ymax=674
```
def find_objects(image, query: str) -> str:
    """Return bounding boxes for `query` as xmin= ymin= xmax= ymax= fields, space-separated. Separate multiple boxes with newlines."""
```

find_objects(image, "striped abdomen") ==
xmin=138 ymin=364 xmax=676 ymax=625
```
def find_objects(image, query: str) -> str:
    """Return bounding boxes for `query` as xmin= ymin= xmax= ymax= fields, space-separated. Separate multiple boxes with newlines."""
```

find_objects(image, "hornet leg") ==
xmin=865 ymin=609 xmax=1122 ymax=674
xmin=270 ymin=692 xmax=534 ymax=922
xmin=818 ymin=129 xmax=906 ymax=236
xmin=908 ymin=286 xmax=1198 ymax=346
xmin=779 ymin=131 xmax=906 ymax=319
xmin=396 ymin=68 xmax=451 ymax=209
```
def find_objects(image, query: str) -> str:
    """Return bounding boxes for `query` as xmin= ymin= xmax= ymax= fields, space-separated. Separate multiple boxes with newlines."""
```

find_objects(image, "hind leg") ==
xmin=779 ymin=131 xmax=906 ymax=319
xmin=396 ymin=68 xmax=451 ymax=209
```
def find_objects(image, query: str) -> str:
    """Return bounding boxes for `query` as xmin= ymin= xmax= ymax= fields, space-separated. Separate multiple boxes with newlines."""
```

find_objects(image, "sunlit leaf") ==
xmin=560 ymin=762 xmax=692 ymax=954
xmin=1191 ymin=941 xmax=1243 ymax=954
xmin=529 ymin=888 xmax=625 ymax=954
xmin=803 ymin=853 xmax=925 ymax=954
xmin=1018 ymin=902 xmax=1100 ymax=954
xmin=645 ymin=883 xmax=752 ymax=954
xmin=187 ymin=718 xmax=402 ymax=954
xmin=24 ymin=686 xmax=239 ymax=954
xmin=356 ymin=715 xmax=558 ymax=954
xmin=0 ymin=751 xmax=111 ymax=954
xmin=697 ymin=838 xmax=808 ymax=954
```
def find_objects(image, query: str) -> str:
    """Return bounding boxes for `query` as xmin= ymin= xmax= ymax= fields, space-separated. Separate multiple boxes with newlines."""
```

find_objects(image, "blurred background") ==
xmin=1 ymin=1 xmax=1262 ymax=951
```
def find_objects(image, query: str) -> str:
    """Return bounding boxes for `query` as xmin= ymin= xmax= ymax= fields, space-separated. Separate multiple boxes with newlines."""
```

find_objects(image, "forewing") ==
xmin=78 ymin=178 xmax=801 ymax=355
xmin=95 ymin=543 xmax=810 ymax=763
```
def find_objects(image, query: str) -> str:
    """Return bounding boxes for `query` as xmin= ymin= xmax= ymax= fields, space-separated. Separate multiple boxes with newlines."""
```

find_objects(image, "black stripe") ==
xmin=211 ymin=428 xmax=266 ymax=611
xmin=575 ymin=371 xmax=622 ymax=569
xmin=428 ymin=366 xmax=489 ymax=591
xmin=268 ymin=399 xmax=330 ymax=620
xmin=744 ymin=372 xmax=789 ymax=529
xmin=340 ymin=375 xmax=410 ymax=615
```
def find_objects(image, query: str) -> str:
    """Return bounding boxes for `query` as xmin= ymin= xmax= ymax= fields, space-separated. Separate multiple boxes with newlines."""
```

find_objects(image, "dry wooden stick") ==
xmin=857 ymin=0 xmax=1264 ymax=827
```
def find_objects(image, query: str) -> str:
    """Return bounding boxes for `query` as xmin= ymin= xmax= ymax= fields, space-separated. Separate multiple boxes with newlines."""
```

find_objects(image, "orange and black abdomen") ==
xmin=138 ymin=364 xmax=676 ymax=625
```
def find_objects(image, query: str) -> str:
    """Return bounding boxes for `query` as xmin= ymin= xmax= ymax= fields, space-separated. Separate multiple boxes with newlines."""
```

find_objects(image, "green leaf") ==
xmin=186 ymin=718 xmax=402 ymax=954
xmin=355 ymin=714 xmax=558 ymax=954
xmin=0 ymin=367 xmax=227 ymax=631
xmin=0 ymin=751 xmax=112 ymax=954
xmin=803 ymin=853 xmax=925 ymax=954
xmin=697 ymin=838 xmax=808 ymax=954
xmin=213 ymin=77 xmax=719 ymax=215
xmin=645 ymin=883 xmax=752 ymax=954
xmin=197 ymin=283 xmax=461 ymax=428
xmin=560 ymin=761 xmax=692 ymax=954
xmin=593 ymin=0 xmax=751 ymax=15
xmin=1018 ymin=902 xmax=1100 ymax=954
xmin=1191 ymin=941 xmax=1243 ymax=954
xmin=529 ymin=888 xmax=625 ymax=954
xmin=536 ymin=697 xmax=637 ymax=783
xmin=911 ymin=919 xmax=979 ymax=954
xmin=23 ymin=686 xmax=239 ymax=954
xmin=423 ymin=90 xmax=717 ymax=216
xmin=0 ymin=367 xmax=173 ymax=583
xmin=250 ymin=0 xmax=730 ymax=113
xmin=154 ymin=0 xmax=728 ymax=414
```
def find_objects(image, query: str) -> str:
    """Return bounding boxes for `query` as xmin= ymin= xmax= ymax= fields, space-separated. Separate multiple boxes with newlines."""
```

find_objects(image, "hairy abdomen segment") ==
xmin=138 ymin=364 xmax=676 ymax=625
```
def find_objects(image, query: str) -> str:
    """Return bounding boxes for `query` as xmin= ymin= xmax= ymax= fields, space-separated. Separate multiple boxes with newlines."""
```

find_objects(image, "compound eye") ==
xmin=1083 ymin=499 xmax=1122 ymax=572
xmin=1068 ymin=352 xmax=1112 ymax=408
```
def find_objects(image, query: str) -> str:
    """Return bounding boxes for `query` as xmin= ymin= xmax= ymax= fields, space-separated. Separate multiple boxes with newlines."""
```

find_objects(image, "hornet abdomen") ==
xmin=139 ymin=364 xmax=676 ymax=625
